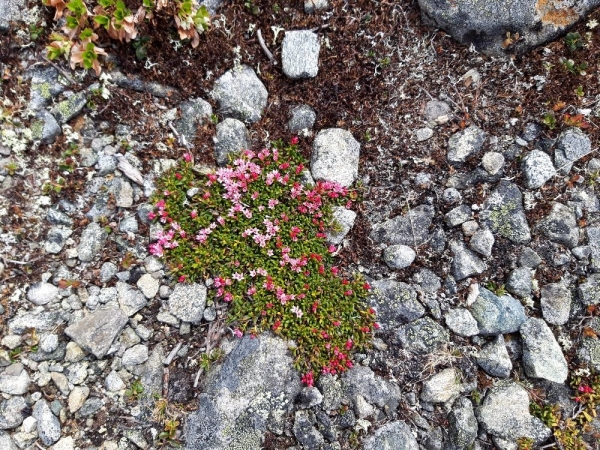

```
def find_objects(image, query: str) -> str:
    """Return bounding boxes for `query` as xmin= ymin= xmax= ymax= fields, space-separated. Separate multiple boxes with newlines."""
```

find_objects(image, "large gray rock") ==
xmin=370 ymin=205 xmax=435 ymax=246
xmin=450 ymin=240 xmax=487 ymax=281
xmin=31 ymin=110 xmax=62 ymax=145
xmin=369 ymin=279 xmax=425 ymax=330
xmin=447 ymin=126 xmax=485 ymax=165
xmin=27 ymin=282 xmax=59 ymax=306
xmin=417 ymin=0 xmax=600 ymax=55
xmin=521 ymin=149 xmax=556 ymax=189
xmin=505 ymin=267 xmax=532 ymax=298
xmin=395 ymin=317 xmax=449 ymax=354
xmin=174 ymin=98 xmax=212 ymax=144
xmin=537 ymin=202 xmax=579 ymax=248
xmin=326 ymin=206 xmax=356 ymax=244
xmin=470 ymin=287 xmax=527 ymax=335
xmin=363 ymin=421 xmax=419 ymax=450
xmin=448 ymin=397 xmax=478 ymax=449
xmin=342 ymin=365 xmax=401 ymax=410
xmin=0 ymin=431 xmax=18 ymax=450
xmin=520 ymin=318 xmax=568 ymax=383
xmin=168 ymin=283 xmax=207 ymax=324
xmin=33 ymin=399 xmax=61 ymax=446
xmin=0 ymin=364 xmax=30 ymax=395
xmin=476 ymin=381 xmax=551 ymax=443
xmin=0 ymin=396 xmax=28 ymax=430
xmin=77 ymin=222 xmax=108 ymax=262
xmin=184 ymin=334 xmax=301 ymax=450
xmin=476 ymin=335 xmax=512 ymax=378
xmin=481 ymin=181 xmax=531 ymax=244
xmin=540 ymin=283 xmax=571 ymax=325
xmin=554 ymin=128 xmax=592 ymax=174
xmin=215 ymin=118 xmax=250 ymax=166
xmin=64 ymin=306 xmax=129 ymax=359
xmin=0 ymin=0 xmax=26 ymax=31
xmin=420 ymin=368 xmax=461 ymax=403
xmin=311 ymin=128 xmax=360 ymax=187
xmin=282 ymin=30 xmax=320 ymax=79
xmin=211 ymin=65 xmax=268 ymax=123
xmin=117 ymin=282 xmax=148 ymax=317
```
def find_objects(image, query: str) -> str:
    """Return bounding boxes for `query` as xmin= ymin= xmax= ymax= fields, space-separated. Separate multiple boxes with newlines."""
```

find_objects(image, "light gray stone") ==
xmin=450 ymin=240 xmax=486 ymax=281
xmin=481 ymin=181 xmax=531 ymax=244
xmin=287 ymin=105 xmax=316 ymax=132
xmin=8 ymin=310 xmax=60 ymax=334
xmin=112 ymin=178 xmax=133 ymax=208
xmin=537 ymin=202 xmax=579 ymax=248
xmin=469 ymin=228 xmax=494 ymax=257
xmin=0 ymin=0 xmax=26 ymax=31
xmin=77 ymin=222 xmax=108 ymax=262
xmin=554 ymin=128 xmax=592 ymax=175
xmin=40 ymin=334 xmax=59 ymax=353
xmin=46 ymin=207 xmax=73 ymax=226
xmin=540 ymin=283 xmax=571 ymax=325
xmin=0 ymin=396 xmax=28 ymax=430
xmin=122 ymin=344 xmax=149 ymax=367
xmin=168 ymin=283 xmax=207 ymax=324
xmin=211 ymin=65 xmax=268 ymax=123
xmin=383 ymin=245 xmax=416 ymax=269
xmin=470 ymin=287 xmax=527 ymax=335
xmin=311 ymin=128 xmax=360 ymax=188
xmin=343 ymin=365 xmax=401 ymax=410
xmin=396 ymin=317 xmax=449 ymax=354
xmin=425 ymin=100 xmax=452 ymax=123
xmin=119 ymin=215 xmax=138 ymax=234
xmin=481 ymin=151 xmax=505 ymax=175
xmin=117 ymin=282 xmax=148 ymax=317
xmin=521 ymin=150 xmax=556 ymax=189
xmin=445 ymin=205 xmax=472 ymax=227
xmin=363 ymin=421 xmax=418 ymax=450
xmin=447 ymin=126 xmax=485 ymax=165
xmin=0 ymin=364 xmax=30 ymax=395
xmin=448 ymin=397 xmax=477 ymax=449
xmin=33 ymin=399 xmax=61 ymax=446
xmin=445 ymin=308 xmax=479 ymax=337
xmin=51 ymin=372 xmax=70 ymax=395
xmin=520 ymin=318 xmax=568 ymax=384
xmin=27 ymin=282 xmax=59 ymax=306
xmin=64 ymin=306 xmax=128 ymax=359
xmin=215 ymin=118 xmax=250 ymax=166
xmin=0 ymin=431 xmax=18 ymax=450
xmin=476 ymin=335 xmax=512 ymax=378
xmin=506 ymin=267 xmax=532 ymax=298
xmin=326 ymin=206 xmax=356 ymax=244
xmin=282 ymin=30 xmax=320 ymax=79
xmin=420 ymin=368 xmax=461 ymax=403
xmin=304 ymin=0 xmax=328 ymax=13
xmin=50 ymin=436 xmax=75 ymax=450
xmin=579 ymin=274 xmax=600 ymax=305
xmin=416 ymin=127 xmax=434 ymax=141
xmin=137 ymin=274 xmax=159 ymax=299
xmin=369 ymin=279 xmax=425 ymax=330
xmin=587 ymin=226 xmax=600 ymax=271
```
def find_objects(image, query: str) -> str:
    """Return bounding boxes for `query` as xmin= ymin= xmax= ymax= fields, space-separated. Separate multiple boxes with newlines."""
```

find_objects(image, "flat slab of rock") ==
xmin=470 ymin=287 xmax=526 ymax=335
xmin=554 ymin=128 xmax=592 ymax=174
xmin=311 ymin=128 xmax=360 ymax=187
xmin=450 ymin=240 xmax=487 ymax=281
xmin=282 ymin=30 xmax=320 ymax=79
xmin=417 ymin=0 xmax=600 ymax=55
xmin=520 ymin=318 xmax=568 ymax=383
xmin=481 ymin=181 xmax=531 ymax=244
xmin=395 ymin=317 xmax=449 ymax=354
xmin=64 ymin=307 xmax=129 ymax=359
xmin=363 ymin=421 xmax=418 ymax=450
xmin=369 ymin=280 xmax=425 ymax=330
xmin=185 ymin=334 xmax=301 ymax=450
xmin=211 ymin=65 xmax=267 ymax=123
xmin=370 ymin=205 xmax=434 ymax=246
xmin=476 ymin=381 xmax=551 ymax=443
xmin=420 ymin=368 xmax=461 ymax=403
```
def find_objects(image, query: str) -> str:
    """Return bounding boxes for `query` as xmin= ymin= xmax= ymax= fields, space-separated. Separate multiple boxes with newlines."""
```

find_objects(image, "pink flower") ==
xmin=178 ymin=275 xmax=186 ymax=283
xmin=328 ymin=245 xmax=336 ymax=253
xmin=183 ymin=153 xmax=192 ymax=162
xmin=290 ymin=136 xmax=299 ymax=145
xmin=291 ymin=306 xmax=303 ymax=318
xmin=190 ymin=210 xmax=197 ymax=218
xmin=148 ymin=211 xmax=157 ymax=220
xmin=233 ymin=328 xmax=243 ymax=338
xmin=232 ymin=272 xmax=245 ymax=282
xmin=268 ymin=198 xmax=279 ymax=209
xmin=331 ymin=266 xmax=339 ymax=276
xmin=251 ymin=191 xmax=260 ymax=200
xmin=224 ymin=292 xmax=233 ymax=302
xmin=345 ymin=339 xmax=353 ymax=350
xmin=247 ymin=286 xmax=257 ymax=296
xmin=164 ymin=190 xmax=170 ymax=196
xmin=301 ymin=371 xmax=314 ymax=387
xmin=333 ymin=321 xmax=341 ymax=327
xmin=149 ymin=243 xmax=163 ymax=256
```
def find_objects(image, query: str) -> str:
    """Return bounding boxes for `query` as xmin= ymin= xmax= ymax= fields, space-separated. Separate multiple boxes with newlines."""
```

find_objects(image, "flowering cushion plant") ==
xmin=150 ymin=138 xmax=377 ymax=384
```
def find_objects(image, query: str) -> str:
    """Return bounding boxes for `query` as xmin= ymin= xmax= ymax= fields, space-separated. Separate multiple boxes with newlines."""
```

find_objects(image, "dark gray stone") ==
xmin=215 ymin=118 xmax=250 ymax=166
xmin=540 ymin=283 xmax=571 ymax=325
xmin=46 ymin=207 xmax=73 ymax=226
xmin=520 ymin=318 xmax=568 ymax=383
xmin=505 ymin=267 xmax=532 ymax=298
xmin=77 ymin=397 xmax=104 ymax=417
xmin=174 ymin=98 xmax=212 ymax=145
xmin=64 ymin=306 xmax=128 ymax=359
xmin=417 ymin=0 xmax=600 ymax=55
xmin=211 ymin=65 xmax=268 ymax=123
xmin=476 ymin=335 xmax=512 ymax=378
xmin=469 ymin=228 xmax=494 ymax=257
xmin=554 ymin=128 xmax=592 ymax=174
xmin=481 ymin=181 xmax=531 ymax=244
xmin=445 ymin=205 xmax=472 ymax=227
xmin=288 ymin=105 xmax=317 ymax=132
xmin=519 ymin=247 xmax=542 ymax=268
xmin=537 ymin=202 xmax=579 ymax=248
xmin=395 ymin=317 xmax=449 ymax=354
xmin=447 ymin=126 xmax=485 ymax=166
xmin=282 ymin=30 xmax=320 ymax=79
xmin=31 ymin=110 xmax=61 ymax=145
xmin=311 ymin=128 xmax=360 ymax=188
xmin=370 ymin=205 xmax=435 ymax=246
xmin=470 ymin=287 xmax=527 ymax=335
xmin=50 ymin=91 xmax=88 ymax=124
xmin=293 ymin=410 xmax=324 ymax=448
xmin=369 ymin=279 xmax=425 ymax=330
xmin=450 ymin=240 xmax=486 ymax=281
xmin=448 ymin=397 xmax=477 ymax=449
xmin=45 ymin=226 xmax=72 ymax=254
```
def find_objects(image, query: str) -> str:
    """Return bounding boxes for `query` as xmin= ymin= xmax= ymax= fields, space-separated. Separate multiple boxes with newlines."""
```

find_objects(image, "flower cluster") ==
xmin=150 ymin=138 xmax=375 ymax=382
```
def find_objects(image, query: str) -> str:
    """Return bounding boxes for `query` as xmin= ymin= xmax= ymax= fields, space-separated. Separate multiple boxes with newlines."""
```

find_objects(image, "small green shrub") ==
xmin=149 ymin=138 xmax=377 ymax=384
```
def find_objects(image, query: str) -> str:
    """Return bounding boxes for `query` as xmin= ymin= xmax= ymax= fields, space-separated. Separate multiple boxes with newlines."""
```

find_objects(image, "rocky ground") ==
xmin=1 ymin=0 xmax=600 ymax=449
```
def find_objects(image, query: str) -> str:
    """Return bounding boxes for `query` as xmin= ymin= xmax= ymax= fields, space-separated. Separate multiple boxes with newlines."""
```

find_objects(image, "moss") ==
xmin=487 ymin=201 xmax=517 ymax=238
xmin=30 ymin=121 xmax=44 ymax=140
xmin=34 ymin=82 xmax=52 ymax=100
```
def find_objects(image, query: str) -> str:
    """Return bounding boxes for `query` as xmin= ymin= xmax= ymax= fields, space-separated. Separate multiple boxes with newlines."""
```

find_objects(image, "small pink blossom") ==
xmin=328 ymin=245 xmax=336 ymax=253
xmin=190 ymin=210 xmax=197 ymax=218
xmin=232 ymin=272 xmax=245 ymax=282
xmin=268 ymin=198 xmax=279 ymax=209
xmin=224 ymin=292 xmax=233 ymax=302
xmin=247 ymin=286 xmax=257 ymax=296
xmin=164 ymin=190 xmax=170 ymax=196
xmin=290 ymin=136 xmax=299 ymax=145
xmin=183 ymin=153 xmax=192 ymax=162
xmin=233 ymin=328 xmax=243 ymax=338
xmin=148 ymin=211 xmax=157 ymax=220
xmin=178 ymin=275 xmax=186 ymax=283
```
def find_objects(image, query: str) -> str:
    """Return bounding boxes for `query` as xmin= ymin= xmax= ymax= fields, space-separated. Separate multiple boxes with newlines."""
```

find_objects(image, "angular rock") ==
xmin=0 ymin=364 xmax=30 ymax=395
xmin=519 ymin=247 xmax=542 ymax=268
xmin=31 ymin=110 xmax=62 ymax=145
xmin=420 ymin=368 xmax=461 ymax=403
xmin=311 ymin=128 xmax=360 ymax=187
xmin=296 ymin=387 xmax=323 ymax=409
xmin=540 ymin=283 xmax=571 ymax=325
xmin=396 ymin=317 xmax=449 ymax=354
xmin=77 ymin=222 xmax=108 ymax=262
xmin=445 ymin=205 xmax=472 ymax=227
xmin=0 ymin=431 xmax=18 ymax=450
xmin=68 ymin=386 xmax=90 ymax=413
xmin=470 ymin=287 xmax=527 ymax=335
xmin=481 ymin=181 xmax=531 ymax=244
xmin=448 ymin=397 xmax=477 ymax=450
xmin=476 ymin=381 xmax=551 ymax=443
xmin=445 ymin=308 xmax=479 ymax=337
xmin=293 ymin=410 xmax=324 ymax=448
xmin=287 ymin=104 xmax=316 ymax=132
xmin=506 ymin=267 xmax=532 ymax=298
xmin=469 ymin=228 xmax=494 ymax=257
xmin=119 ymin=215 xmax=138 ymax=234
xmin=363 ymin=421 xmax=419 ymax=450
xmin=450 ymin=240 xmax=487 ymax=281
xmin=476 ymin=335 xmax=512 ymax=378
xmin=8 ymin=310 xmax=60 ymax=334
xmin=168 ymin=283 xmax=207 ymax=324
xmin=369 ymin=279 xmax=425 ymax=330
xmin=520 ymin=318 xmax=568 ymax=384
xmin=184 ymin=334 xmax=301 ymax=450
xmin=370 ymin=205 xmax=435 ymax=246
xmin=342 ymin=365 xmax=401 ymax=410
xmin=173 ymin=98 xmax=212 ymax=144
xmin=0 ymin=396 xmax=28 ymax=430
xmin=326 ymin=206 xmax=356 ymax=245
xmin=282 ymin=30 xmax=320 ymax=79
xmin=27 ymin=282 xmax=59 ymax=306
xmin=78 ymin=397 xmax=104 ymax=417
xmin=447 ymin=125 xmax=485 ymax=166
xmin=211 ymin=65 xmax=268 ymax=123
xmin=50 ymin=91 xmax=88 ymax=124
xmin=481 ymin=151 xmax=505 ymax=175
xmin=316 ymin=374 xmax=343 ymax=412
xmin=417 ymin=0 xmax=600 ymax=55
xmin=537 ymin=202 xmax=579 ymax=248
xmin=521 ymin=150 xmax=556 ymax=189
xmin=122 ymin=344 xmax=149 ymax=367
xmin=383 ymin=245 xmax=416 ymax=269
xmin=117 ymin=282 xmax=148 ymax=317
xmin=215 ymin=118 xmax=250 ymax=166
xmin=112 ymin=178 xmax=133 ymax=208
xmin=64 ymin=306 xmax=128 ymax=359
xmin=137 ymin=274 xmax=159 ymax=299
xmin=554 ymin=128 xmax=592 ymax=175
xmin=579 ymin=274 xmax=600 ymax=305
xmin=33 ymin=399 xmax=61 ymax=446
